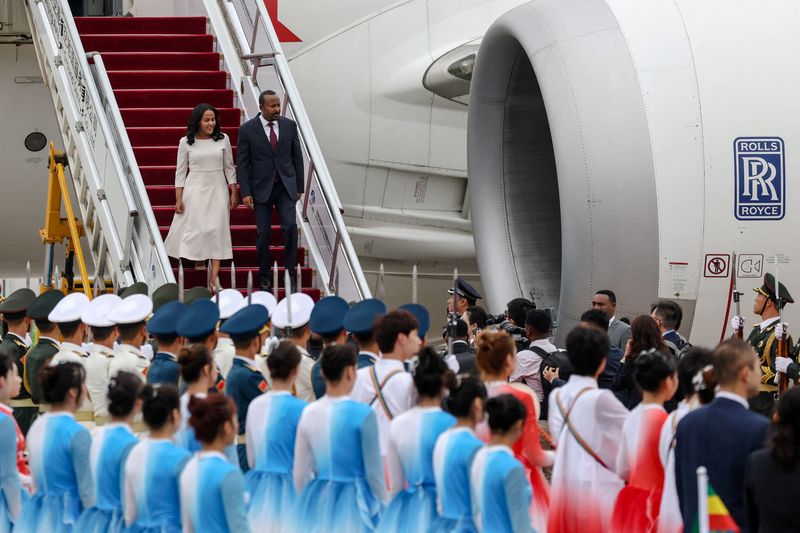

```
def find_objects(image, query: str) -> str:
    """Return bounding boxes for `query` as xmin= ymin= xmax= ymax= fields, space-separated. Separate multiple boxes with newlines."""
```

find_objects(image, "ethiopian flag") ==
xmin=695 ymin=483 xmax=740 ymax=533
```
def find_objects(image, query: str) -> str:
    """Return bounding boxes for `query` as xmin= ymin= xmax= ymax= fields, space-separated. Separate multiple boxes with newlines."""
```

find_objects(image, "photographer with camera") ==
xmin=510 ymin=309 xmax=558 ymax=403
xmin=486 ymin=298 xmax=535 ymax=354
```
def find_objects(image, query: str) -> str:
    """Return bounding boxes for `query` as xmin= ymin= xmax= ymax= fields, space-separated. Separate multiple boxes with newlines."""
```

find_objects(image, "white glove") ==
xmin=731 ymin=316 xmax=743 ymax=331
xmin=776 ymin=322 xmax=788 ymax=339
xmin=775 ymin=356 xmax=791 ymax=374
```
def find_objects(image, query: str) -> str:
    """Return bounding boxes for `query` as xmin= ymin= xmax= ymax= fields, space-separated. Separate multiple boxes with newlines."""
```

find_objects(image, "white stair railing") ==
xmin=203 ymin=0 xmax=371 ymax=302
xmin=25 ymin=0 xmax=174 ymax=292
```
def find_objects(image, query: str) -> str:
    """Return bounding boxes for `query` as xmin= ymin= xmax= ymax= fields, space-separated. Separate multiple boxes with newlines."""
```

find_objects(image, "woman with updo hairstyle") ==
xmin=122 ymin=384 xmax=190 ymax=532
xmin=745 ymin=387 xmax=800 ymax=531
xmin=179 ymin=394 xmax=247 ymax=532
xmin=0 ymin=350 xmax=26 ymax=531
xmin=244 ymin=341 xmax=307 ymax=532
xmin=432 ymin=377 xmax=487 ymax=532
xmin=658 ymin=347 xmax=714 ymax=533
xmin=77 ymin=371 xmax=143 ymax=532
xmin=176 ymin=344 xmax=218 ymax=452
xmin=476 ymin=330 xmax=552 ymax=531
xmin=469 ymin=394 xmax=532 ymax=533
xmin=611 ymin=350 xmax=678 ymax=533
xmin=163 ymin=102 xmax=237 ymax=289
xmin=16 ymin=362 xmax=93 ymax=533
xmin=378 ymin=347 xmax=457 ymax=532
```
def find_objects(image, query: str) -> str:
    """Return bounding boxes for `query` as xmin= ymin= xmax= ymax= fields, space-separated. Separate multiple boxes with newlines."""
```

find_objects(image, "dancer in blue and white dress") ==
xmin=378 ymin=347 xmax=456 ymax=533
xmin=16 ymin=362 xmax=94 ymax=533
xmin=180 ymin=394 xmax=248 ymax=532
xmin=245 ymin=341 xmax=308 ymax=532
xmin=0 ymin=351 xmax=27 ymax=532
xmin=286 ymin=344 xmax=386 ymax=533
xmin=123 ymin=384 xmax=190 ymax=532
xmin=432 ymin=377 xmax=487 ymax=533
xmin=77 ymin=371 xmax=143 ymax=533
xmin=470 ymin=395 xmax=533 ymax=533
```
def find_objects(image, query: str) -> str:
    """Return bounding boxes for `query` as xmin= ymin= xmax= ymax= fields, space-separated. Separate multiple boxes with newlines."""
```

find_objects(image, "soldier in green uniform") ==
xmin=24 ymin=290 xmax=64 ymax=422
xmin=740 ymin=274 xmax=794 ymax=416
xmin=0 ymin=288 xmax=37 ymax=433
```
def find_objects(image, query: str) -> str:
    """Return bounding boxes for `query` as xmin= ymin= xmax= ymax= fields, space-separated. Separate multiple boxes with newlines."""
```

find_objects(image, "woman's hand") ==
xmin=229 ymin=186 xmax=238 ymax=210
xmin=624 ymin=338 xmax=633 ymax=359
xmin=175 ymin=199 xmax=185 ymax=214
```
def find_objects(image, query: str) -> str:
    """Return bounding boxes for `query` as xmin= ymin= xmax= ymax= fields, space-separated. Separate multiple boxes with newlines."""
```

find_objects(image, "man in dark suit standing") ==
xmin=238 ymin=90 xmax=304 ymax=291
xmin=675 ymin=339 xmax=769 ymax=532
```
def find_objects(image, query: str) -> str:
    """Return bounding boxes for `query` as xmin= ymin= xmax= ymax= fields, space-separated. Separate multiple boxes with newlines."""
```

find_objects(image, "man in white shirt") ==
xmin=548 ymin=326 xmax=628 ymax=532
xmin=510 ymin=309 xmax=558 ymax=403
xmin=351 ymin=309 xmax=420 ymax=458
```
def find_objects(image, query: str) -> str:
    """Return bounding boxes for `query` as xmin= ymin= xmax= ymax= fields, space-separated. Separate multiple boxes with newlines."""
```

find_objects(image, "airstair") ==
xmin=25 ymin=0 xmax=370 ymax=301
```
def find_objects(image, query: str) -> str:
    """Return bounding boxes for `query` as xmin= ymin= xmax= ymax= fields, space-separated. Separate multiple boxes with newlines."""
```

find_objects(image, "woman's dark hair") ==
xmin=186 ymin=103 xmax=224 ymax=145
xmin=475 ymin=330 xmax=516 ymax=376
xmin=107 ymin=371 xmax=144 ymax=418
xmin=267 ymin=341 xmax=302 ymax=380
xmin=486 ymin=394 xmax=527 ymax=434
xmin=188 ymin=394 xmax=236 ymax=444
xmin=139 ymin=384 xmax=180 ymax=430
xmin=40 ymin=362 xmax=85 ymax=405
xmin=677 ymin=346 xmax=714 ymax=401
xmin=413 ymin=347 xmax=455 ymax=398
xmin=0 ymin=351 xmax=15 ymax=380
xmin=632 ymin=350 xmax=677 ymax=393
xmin=178 ymin=345 xmax=214 ymax=383
xmin=443 ymin=377 xmax=486 ymax=418
xmin=771 ymin=387 xmax=800 ymax=469
xmin=629 ymin=315 xmax=666 ymax=358
xmin=320 ymin=344 xmax=357 ymax=383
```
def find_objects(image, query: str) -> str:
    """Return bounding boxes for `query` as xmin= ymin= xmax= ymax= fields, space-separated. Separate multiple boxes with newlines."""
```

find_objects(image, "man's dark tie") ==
xmin=268 ymin=122 xmax=278 ymax=150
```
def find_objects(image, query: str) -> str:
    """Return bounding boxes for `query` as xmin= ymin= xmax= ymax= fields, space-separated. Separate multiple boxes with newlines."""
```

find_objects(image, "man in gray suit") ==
xmin=591 ymin=289 xmax=630 ymax=351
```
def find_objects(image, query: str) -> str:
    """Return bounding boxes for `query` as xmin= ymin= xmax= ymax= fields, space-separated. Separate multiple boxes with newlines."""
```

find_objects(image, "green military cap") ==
xmin=152 ymin=283 xmax=179 ymax=312
xmin=119 ymin=282 xmax=149 ymax=299
xmin=0 ymin=288 xmax=37 ymax=315
xmin=184 ymin=286 xmax=212 ymax=305
xmin=754 ymin=273 xmax=794 ymax=305
xmin=27 ymin=290 xmax=65 ymax=321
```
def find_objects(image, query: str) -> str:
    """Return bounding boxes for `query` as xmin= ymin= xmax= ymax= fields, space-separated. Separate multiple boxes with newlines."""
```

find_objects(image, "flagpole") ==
xmin=697 ymin=466 xmax=709 ymax=533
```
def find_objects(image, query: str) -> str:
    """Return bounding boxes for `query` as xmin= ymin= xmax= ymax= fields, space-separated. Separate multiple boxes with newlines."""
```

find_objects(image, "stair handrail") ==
xmin=207 ymin=0 xmax=372 ymax=302
xmin=87 ymin=52 xmax=175 ymax=289
xmin=26 ymin=0 xmax=138 ymax=288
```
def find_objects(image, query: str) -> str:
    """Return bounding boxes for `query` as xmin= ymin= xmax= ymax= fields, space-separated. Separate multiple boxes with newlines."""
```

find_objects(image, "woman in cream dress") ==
xmin=164 ymin=103 xmax=237 ymax=289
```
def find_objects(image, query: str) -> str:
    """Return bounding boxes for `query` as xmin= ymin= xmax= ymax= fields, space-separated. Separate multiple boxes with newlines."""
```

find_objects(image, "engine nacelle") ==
xmin=468 ymin=0 xmax=800 ymax=344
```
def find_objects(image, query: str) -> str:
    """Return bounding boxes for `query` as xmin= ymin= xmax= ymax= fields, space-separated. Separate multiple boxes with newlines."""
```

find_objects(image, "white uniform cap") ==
xmin=250 ymin=291 xmax=278 ymax=316
xmin=48 ymin=293 xmax=90 ymax=324
xmin=271 ymin=293 xmax=314 ymax=329
xmin=81 ymin=293 xmax=123 ymax=327
xmin=218 ymin=289 xmax=246 ymax=320
xmin=108 ymin=294 xmax=153 ymax=325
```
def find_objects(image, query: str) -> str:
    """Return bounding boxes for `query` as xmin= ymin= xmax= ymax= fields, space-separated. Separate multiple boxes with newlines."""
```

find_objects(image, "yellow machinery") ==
xmin=39 ymin=144 xmax=110 ymax=297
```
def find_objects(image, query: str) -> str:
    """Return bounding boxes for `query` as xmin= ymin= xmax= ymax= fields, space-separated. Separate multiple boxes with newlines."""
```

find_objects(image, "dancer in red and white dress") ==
xmin=657 ymin=348 xmax=715 ymax=533
xmin=475 ymin=330 xmax=553 ymax=532
xmin=611 ymin=350 xmax=678 ymax=533
xmin=548 ymin=327 xmax=629 ymax=533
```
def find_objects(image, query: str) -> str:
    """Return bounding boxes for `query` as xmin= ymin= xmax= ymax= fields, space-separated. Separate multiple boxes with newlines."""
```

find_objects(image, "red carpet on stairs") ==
xmin=76 ymin=16 xmax=318 ymax=300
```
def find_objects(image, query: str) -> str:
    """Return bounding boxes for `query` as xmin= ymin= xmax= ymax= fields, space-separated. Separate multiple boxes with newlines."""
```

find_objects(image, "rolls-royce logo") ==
xmin=735 ymin=137 xmax=785 ymax=220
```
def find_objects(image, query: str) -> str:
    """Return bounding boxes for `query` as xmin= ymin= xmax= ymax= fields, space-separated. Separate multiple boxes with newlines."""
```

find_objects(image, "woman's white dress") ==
xmin=164 ymin=135 xmax=235 ymax=261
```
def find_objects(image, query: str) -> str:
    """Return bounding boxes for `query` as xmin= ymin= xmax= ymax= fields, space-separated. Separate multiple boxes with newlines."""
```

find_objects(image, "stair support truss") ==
xmin=25 ymin=0 xmax=174 ymax=292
